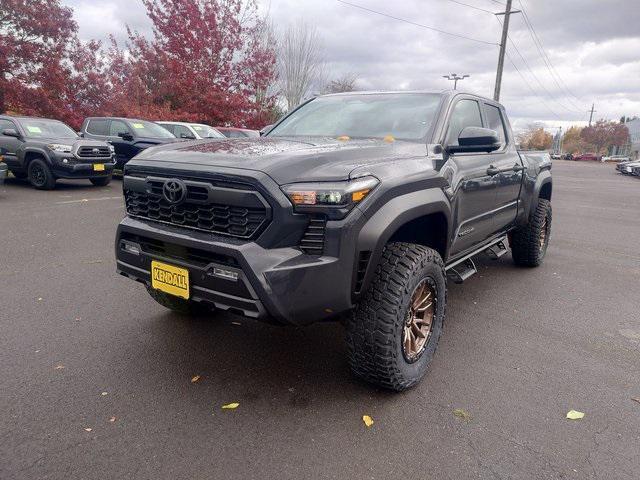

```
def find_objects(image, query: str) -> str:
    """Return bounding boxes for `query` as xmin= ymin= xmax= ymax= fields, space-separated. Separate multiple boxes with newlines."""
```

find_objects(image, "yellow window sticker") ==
xmin=132 ymin=123 xmax=145 ymax=129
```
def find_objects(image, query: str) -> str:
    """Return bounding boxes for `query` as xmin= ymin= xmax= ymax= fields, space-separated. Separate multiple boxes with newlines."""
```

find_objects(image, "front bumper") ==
xmin=52 ymin=154 xmax=116 ymax=179
xmin=115 ymin=212 xmax=363 ymax=325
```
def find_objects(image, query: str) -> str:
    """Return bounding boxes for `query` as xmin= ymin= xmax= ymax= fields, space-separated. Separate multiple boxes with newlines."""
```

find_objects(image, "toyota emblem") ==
xmin=162 ymin=179 xmax=187 ymax=204
xmin=92 ymin=147 xmax=100 ymax=154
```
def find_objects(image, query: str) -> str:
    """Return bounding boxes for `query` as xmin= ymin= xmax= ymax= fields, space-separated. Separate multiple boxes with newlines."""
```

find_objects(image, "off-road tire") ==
xmin=511 ymin=199 xmax=552 ymax=267
xmin=145 ymin=285 xmax=208 ymax=315
xmin=347 ymin=242 xmax=446 ymax=391
xmin=90 ymin=175 xmax=112 ymax=187
xmin=28 ymin=159 xmax=56 ymax=190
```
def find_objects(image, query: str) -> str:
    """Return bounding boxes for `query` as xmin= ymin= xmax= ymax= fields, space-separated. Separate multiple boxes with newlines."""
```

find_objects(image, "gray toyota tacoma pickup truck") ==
xmin=115 ymin=91 xmax=552 ymax=391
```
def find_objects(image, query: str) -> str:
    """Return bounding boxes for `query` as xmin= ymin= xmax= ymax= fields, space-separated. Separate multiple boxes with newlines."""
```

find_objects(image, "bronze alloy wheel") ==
xmin=403 ymin=279 xmax=436 ymax=362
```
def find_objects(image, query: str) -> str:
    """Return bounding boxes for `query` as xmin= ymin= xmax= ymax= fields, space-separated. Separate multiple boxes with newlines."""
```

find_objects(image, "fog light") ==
xmin=121 ymin=240 xmax=140 ymax=255
xmin=212 ymin=267 xmax=238 ymax=281
xmin=63 ymin=159 xmax=68 ymax=163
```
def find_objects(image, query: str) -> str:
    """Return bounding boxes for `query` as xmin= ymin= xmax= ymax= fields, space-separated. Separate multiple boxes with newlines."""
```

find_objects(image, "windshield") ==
xmin=268 ymin=93 xmax=442 ymax=141
xmin=18 ymin=119 xmax=78 ymax=139
xmin=190 ymin=124 xmax=225 ymax=138
xmin=129 ymin=120 xmax=176 ymax=138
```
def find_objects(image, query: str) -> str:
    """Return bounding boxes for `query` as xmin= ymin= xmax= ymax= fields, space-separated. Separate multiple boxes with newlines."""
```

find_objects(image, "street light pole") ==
xmin=443 ymin=73 xmax=470 ymax=90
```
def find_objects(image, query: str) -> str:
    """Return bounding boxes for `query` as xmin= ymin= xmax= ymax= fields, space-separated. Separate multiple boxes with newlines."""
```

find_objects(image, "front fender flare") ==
xmin=354 ymin=188 xmax=451 ymax=295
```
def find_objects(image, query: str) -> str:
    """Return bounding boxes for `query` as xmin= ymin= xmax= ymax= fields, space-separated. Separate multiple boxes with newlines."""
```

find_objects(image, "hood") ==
xmin=26 ymin=137 xmax=110 ymax=148
xmin=129 ymin=136 xmax=428 ymax=184
xmin=135 ymin=136 xmax=180 ymax=145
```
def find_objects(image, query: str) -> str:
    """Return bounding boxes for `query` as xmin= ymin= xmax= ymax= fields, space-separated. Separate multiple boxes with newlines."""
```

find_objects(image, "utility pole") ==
xmin=494 ymin=0 xmax=521 ymax=101
xmin=587 ymin=103 xmax=596 ymax=126
xmin=443 ymin=73 xmax=469 ymax=90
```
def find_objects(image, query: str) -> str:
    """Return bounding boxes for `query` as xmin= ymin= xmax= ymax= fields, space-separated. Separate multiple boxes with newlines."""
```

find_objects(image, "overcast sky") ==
xmin=65 ymin=0 xmax=640 ymax=132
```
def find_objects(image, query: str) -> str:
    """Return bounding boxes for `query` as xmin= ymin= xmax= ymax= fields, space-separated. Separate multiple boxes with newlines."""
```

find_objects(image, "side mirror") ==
xmin=2 ymin=128 xmax=20 ymax=138
xmin=77 ymin=131 xmax=84 ymax=137
xmin=259 ymin=124 xmax=274 ymax=136
xmin=118 ymin=132 xmax=133 ymax=141
xmin=447 ymin=127 xmax=501 ymax=154
xmin=180 ymin=133 xmax=196 ymax=140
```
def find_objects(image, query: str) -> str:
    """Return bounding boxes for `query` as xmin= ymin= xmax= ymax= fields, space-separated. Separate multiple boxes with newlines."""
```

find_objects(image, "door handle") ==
xmin=486 ymin=166 xmax=500 ymax=176
xmin=512 ymin=163 xmax=525 ymax=172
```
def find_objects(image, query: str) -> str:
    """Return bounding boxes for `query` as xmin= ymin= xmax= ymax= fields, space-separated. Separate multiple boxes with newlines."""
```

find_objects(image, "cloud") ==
xmin=63 ymin=0 xmax=640 ymax=129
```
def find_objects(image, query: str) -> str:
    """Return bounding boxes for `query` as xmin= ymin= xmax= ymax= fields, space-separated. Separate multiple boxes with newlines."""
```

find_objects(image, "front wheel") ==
xmin=347 ymin=242 xmax=446 ymax=391
xmin=90 ymin=175 xmax=112 ymax=187
xmin=28 ymin=159 xmax=56 ymax=190
xmin=510 ymin=199 xmax=552 ymax=267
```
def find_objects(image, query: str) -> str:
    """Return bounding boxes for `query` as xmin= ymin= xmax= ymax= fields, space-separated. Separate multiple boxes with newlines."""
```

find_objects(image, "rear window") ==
xmin=86 ymin=119 xmax=109 ymax=136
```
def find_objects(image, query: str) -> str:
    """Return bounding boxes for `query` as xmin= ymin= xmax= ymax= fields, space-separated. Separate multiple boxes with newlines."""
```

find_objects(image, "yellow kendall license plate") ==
xmin=151 ymin=261 xmax=190 ymax=299
xmin=93 ymin=163 xmax=105 ymax=171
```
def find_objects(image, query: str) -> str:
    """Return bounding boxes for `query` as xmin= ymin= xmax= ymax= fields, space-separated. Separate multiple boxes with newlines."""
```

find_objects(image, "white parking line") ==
xmin=55 ymin=196 xmax=122 ymax=205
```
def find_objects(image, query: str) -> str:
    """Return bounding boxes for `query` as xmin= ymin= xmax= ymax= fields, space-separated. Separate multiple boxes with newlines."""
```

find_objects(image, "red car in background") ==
xmin=215 ymin=127 xmax=260 ymax=138
xmin=574 ymin=152 xmax=600 ymax=161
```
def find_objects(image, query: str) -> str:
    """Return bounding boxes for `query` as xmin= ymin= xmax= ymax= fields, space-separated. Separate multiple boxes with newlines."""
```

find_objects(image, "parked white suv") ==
xmin=601 ymin=154 xmax=630 ymax=163
xmin=157 ymin=122 xmax=225 ymax=140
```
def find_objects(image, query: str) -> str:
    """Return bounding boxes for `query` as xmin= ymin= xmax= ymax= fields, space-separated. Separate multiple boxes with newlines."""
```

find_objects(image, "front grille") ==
xmin=123 ymin=176 xmax=270 ymax=239
xmin=299 ymin=216 xmax=326 ymax=255
xmin=77 ymin=146 xmax=111 ymax=158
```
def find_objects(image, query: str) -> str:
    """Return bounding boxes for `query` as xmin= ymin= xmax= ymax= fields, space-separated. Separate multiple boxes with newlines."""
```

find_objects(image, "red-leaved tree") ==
xmin=580 ymin=120 xmax=629 ymax=154
xmin=110 ymin=0 xmax=278 ymax=128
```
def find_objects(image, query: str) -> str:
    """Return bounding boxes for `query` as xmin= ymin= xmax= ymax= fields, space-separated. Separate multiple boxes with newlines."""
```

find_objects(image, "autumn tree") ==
xmin=562 ymin=126 xmax=584 ymax=154
xmin=111 ymin=0 xmax=277 ymax=128
xmin=517 ymin=125 xmax=553 ymax=151
xmin=580 ymin=120 xmax=629 ymax=154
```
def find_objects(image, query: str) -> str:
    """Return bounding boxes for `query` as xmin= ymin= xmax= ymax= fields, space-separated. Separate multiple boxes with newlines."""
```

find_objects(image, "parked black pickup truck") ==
xmin=81 ymin=117 xmax=178 ymax=169
xmin=115 ymin=91 xmax=553 ymax=391
xmin=0 ymin=116 xmax=115 ymax=189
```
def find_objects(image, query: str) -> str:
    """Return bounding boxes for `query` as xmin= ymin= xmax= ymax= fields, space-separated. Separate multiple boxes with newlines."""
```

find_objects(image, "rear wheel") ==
xmin=90 ymin=175 xmax=112 ymax=187
xmin=28 ymin=159 xmax=56 ymax=190
xmin=347 ymin=242 xmax=446 ymax=391
xmin=145 ymin=285 xmax=208 ymax=315
xmin=511 ymin=199 xmax=552 ymax=267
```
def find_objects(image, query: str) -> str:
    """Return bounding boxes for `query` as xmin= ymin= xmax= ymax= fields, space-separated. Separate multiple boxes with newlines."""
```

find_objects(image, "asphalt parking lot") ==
xmin=1 ymin=160 xmax=639 ymax=480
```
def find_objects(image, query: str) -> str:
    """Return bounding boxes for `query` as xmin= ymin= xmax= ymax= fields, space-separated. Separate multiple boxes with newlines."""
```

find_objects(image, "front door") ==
xmin=0 ymin=119 xmax=24 ymax=171
xmin=108 ymin=120 xmax=135 ymax=167
xmin=442 ymin=98 xmax=500 ymax=257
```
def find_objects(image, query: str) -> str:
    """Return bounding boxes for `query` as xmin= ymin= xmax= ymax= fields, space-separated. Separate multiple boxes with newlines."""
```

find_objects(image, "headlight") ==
xmin=282 ymin=176 xmax=379 ymax=219
xmin=47 ymin=144 xmax=73 ymax=153
xmin=108 ymin=145 xmax=115 ymax=154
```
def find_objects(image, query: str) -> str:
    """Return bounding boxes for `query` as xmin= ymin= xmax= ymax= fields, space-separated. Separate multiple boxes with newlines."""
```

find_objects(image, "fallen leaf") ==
xmin=632 ymin=397 xmax=640 ymax=405
xmin=101 ymin=392 xmax=108 ymax=396
xmin=191 ymin=375 xmax=201 ymax=383
xmin=54 ymin=364 xmax=65 ymax=370
xmin=566 ymin=410 xmax=585 ymax=420
xmin=109 ymin=417 xmax=116 ymax=423
xmin=37 ymin=297 xmax=43 ymax=301
xmin=84 ymin=428 xmax=92 ymax=432
xmin=221 ymin=402 xmax=239 ymax=410
xmin=453 ymin=408 xmax=472 ymax=421
xmin=362 ymin=415 xmax=374 ymax=428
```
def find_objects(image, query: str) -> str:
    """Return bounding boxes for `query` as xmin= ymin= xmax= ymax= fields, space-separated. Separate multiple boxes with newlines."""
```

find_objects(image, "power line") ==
xmin=336 ymin=0 xmax=499 ymax=45
xmin=494 ymin=17 xmax=583 ymax=115
xmin=517 ymin=0 xmax=583 ymax=108
xmin=504 ymin=50 xmax=562 ymax=120
xmin=445 ymin=0 xmax=494 ymax=14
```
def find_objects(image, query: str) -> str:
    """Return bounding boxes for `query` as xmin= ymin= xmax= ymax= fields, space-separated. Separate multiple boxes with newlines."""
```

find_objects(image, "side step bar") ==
xmin=445 ymin=235 xmax=508 ymax=284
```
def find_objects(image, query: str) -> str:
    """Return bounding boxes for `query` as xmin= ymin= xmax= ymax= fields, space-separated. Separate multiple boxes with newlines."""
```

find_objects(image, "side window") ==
xmin=109 ymin=120 xmax=130 ymax=137
xmin=0 ymin=119 xmax=17 ymax=132
xmin=173 ymin=125 xmax=192 ymax=138
xmin=484 ymin=104 xmax=507 ymax=146
xmin=86 ymin=119 xmax=109 ymax=136
xmin=445 ymin=100 xmax=483 ymax=146
xmin=160 ymin=124 xmax=174 ymax=135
